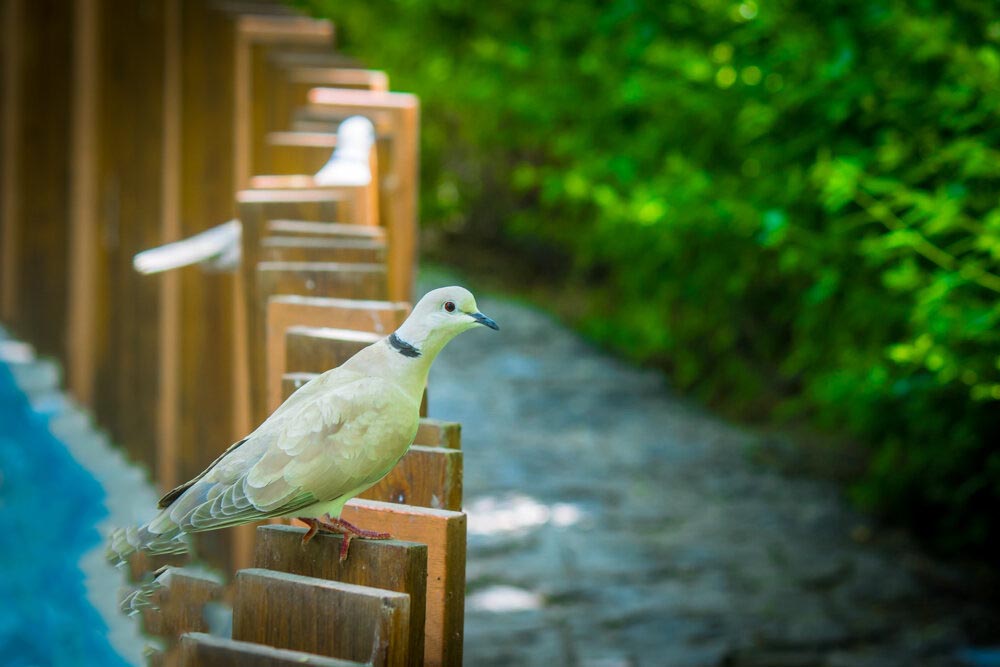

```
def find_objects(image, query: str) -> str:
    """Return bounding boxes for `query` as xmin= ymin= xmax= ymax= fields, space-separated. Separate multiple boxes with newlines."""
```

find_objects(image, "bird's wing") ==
xmin=150 ymin=374 xmax=411 ymax=535
xmin=133 ymin=219 xmax=241 ymax=274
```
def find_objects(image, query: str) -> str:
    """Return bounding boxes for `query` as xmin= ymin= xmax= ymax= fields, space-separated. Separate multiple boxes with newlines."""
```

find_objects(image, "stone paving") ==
xmin=423 ymin=277 xmax=996 ymax=667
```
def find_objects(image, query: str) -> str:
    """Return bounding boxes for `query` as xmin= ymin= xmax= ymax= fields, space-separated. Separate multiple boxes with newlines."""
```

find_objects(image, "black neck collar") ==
xmin=388 ymin=333 xmax=421 ymax=358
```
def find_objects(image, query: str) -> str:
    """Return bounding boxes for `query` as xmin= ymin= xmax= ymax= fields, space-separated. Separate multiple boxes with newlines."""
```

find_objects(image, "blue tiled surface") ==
xmin=0 ymin=361 xmax=129 ymax=667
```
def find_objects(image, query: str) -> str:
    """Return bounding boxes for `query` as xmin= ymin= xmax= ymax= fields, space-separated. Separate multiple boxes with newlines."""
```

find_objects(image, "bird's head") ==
xmin=392 ymin=286 xmax=499 ymax=360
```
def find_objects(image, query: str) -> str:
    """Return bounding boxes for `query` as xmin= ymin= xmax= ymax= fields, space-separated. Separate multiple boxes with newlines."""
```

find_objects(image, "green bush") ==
xmin=297 ymin=0 xmax=1000 ymax=555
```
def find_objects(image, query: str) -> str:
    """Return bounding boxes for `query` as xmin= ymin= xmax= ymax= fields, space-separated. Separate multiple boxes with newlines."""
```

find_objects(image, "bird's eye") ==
xmin=444 ymin=301 xmax=456 ymax=313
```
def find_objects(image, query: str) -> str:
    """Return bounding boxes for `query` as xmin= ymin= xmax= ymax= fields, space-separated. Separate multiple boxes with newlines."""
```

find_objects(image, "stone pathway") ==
xmin=422 ymin=276 xmax=995 ymax=667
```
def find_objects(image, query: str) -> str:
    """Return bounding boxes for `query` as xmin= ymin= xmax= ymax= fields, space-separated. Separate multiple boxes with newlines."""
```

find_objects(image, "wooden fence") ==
xmin=0 ymin=1 xmax=464 ymax=664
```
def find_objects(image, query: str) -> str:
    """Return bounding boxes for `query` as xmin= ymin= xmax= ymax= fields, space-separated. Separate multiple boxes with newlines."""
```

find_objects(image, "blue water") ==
xmin=0 ymin=361 xmax=130 ymax=667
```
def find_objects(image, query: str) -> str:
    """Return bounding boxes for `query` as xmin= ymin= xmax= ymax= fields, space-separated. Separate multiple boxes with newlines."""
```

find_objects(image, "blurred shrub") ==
xmin=298 ymin=0 xmax=1000 ymax=555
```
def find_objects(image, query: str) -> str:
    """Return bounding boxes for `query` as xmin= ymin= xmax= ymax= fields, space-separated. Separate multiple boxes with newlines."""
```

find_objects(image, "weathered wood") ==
xmin=307 ymin=88 xmax=420 ymax=302
xmin=414 ymin=419 xmax=462 ymax=450
xmin=141 ymin=568 xmax=225 ymax=639
xmin=180 ymin=633 xmax=363 ymax=667
xmin=233 ymin=568 xmax=410 ymax=667
xmin=255 ymin=524 xmax=427 ymax=664
xmin=249 ymin=174 xmax=376 ymax=228
xmin=360 ymin=445 xmax=463 ymax=511
xmin=341 ymin=499 xmax=467 ymax=667
xmin=266 ymin=295 xmax=407 ymax=411
xmin=285 ymin=326 xmax=381 ymax=374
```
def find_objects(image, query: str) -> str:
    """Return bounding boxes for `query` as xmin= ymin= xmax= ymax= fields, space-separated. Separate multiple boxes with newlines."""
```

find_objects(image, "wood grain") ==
xmin=254 ymin=524 xmax=427 ymax=663
xmin=180 ymin=633 xmax=363 ymax=667
xmin=341 ymin=499 xmax=467 ymax=667
xmin=234 ymin=568 xmax=410 ymax=667
xmin=360 ymin=445 xmax=463 ymax=511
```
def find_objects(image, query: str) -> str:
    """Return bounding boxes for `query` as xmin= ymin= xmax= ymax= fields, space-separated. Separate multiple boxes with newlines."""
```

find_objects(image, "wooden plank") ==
xmin=180 ymin=633 xmax=363 ymax=667
xmin=0 ymin=0 xmax=22 ymax=326
xmin=260 ymin=235 xmax=385 ymax=264
xmin=285 ymin=326 xmax=380 ymax=374
xmin=267 ymin=219 xmax=384 ymax=241
xmin=360 ymin=445 xmax=463 ymax=511
xmin=65 ymin=0 xmax=100 ymax=407
xmin=255 ymin=524 xmax=427 ymax=664
xmin=93 ymin=0 xmax=168 ymax=473
xmin=307 ymin=88 xmax=420 ymax=303
xmin=233 ymin=568 xmax=410 ymax=667
xmin=415 ymin=419 xmax=462 ymax=450
xmin=238 ymin=191 xmax=360 ymax=425
xmin=6 ymin=0 xmax=74 ymax=360
xmin=233 ymin=13 xmax=334 ymax=188
xmin=249 ymin=260 xmax=387 ymax=423
xmin=341 ymin=499 xmax=466 ymax=667
xmin=248 ymin=174 xmax=374 ymax=228
xmin=141 ymin=568 xmax=224 ymax=639
xmin=266 ymin=295 xmax=407 ymax=412
xmin=177 ymin=0 xmax=246 ymax=573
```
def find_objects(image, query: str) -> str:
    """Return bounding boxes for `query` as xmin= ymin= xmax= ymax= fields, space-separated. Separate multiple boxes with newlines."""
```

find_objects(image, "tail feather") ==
xmin=106 ymin=522 xmax=190 ymax=567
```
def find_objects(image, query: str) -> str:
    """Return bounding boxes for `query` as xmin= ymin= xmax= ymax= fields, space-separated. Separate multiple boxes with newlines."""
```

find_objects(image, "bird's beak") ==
xmin=471 ymin=311 xmax=500 ymax=331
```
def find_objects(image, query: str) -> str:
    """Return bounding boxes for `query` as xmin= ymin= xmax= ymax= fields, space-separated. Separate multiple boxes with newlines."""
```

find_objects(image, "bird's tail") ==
xmin=106 ymin=522 xmax=190 ymax=567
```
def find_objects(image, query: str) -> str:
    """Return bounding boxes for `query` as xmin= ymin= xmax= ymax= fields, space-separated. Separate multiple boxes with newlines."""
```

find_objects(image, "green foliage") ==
xmin=297 ymin=0 xmax=1000 ymax=555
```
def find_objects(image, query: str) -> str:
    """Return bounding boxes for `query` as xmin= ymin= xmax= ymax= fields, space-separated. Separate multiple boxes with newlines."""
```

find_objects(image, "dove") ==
xmin=131 ymin=115 xmax=377 ymax=275
xmin=108 ymin=286 xmax=498 ymax=565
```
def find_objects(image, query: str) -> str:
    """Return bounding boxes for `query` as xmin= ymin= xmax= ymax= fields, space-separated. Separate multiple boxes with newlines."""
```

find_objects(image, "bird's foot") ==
xmin=299 ymin=518 xmax=321 ymax=547
xmin=297 ymin=515 xmax=391 ymax=561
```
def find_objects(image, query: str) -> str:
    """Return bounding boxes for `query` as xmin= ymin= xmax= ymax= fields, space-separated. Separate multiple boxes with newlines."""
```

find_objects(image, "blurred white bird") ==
xmin=108 ymin=286 xmax=498 ymax=565
xmin=131 ymin=115 xmax=377 ymax=275
xmin=313 ymin=115 xmax=376 ymax=187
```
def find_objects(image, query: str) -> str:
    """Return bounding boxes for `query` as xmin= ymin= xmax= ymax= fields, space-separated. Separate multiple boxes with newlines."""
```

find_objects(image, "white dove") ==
xmin=108 ymin=286 xmax=498 ymax=564
xmin=131 ymin=115 xmax=377 ymax=275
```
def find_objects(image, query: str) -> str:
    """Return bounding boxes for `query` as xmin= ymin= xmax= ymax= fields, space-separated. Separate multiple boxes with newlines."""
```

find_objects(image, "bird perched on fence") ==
xmin=108 ymin=286 xmax=498 ymax=566
xmin=130 ymin=115 xmax=377 ymax=275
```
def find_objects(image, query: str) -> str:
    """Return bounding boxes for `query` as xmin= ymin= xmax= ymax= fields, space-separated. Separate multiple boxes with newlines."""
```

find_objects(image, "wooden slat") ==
xmin=93 ymin=0 xmax=168 ymax=473
xmin=65 ymin=0 xmax=100 ymax=407
xmin=6 ymin=0 xmax=74 ymax=360
xmin=141 ymin=568 xmax=224 ymax=639
xmin=285 ymin=326 xmax=380 ymax=374
xmin=255 ymin=524 xmax=427 ymax=664
xmin=307 ymin=88 xmax=420 ymax=302
xmin=247 ymin=260 xmax=386 ymax=423
xmin=176 ymin=0 xmax=246 ymax=573
xmin=0 ymin=0 xmax=22 ymax=325
xmin=341 ymin=499 xmax=466 ymax=667
xmin=267 ymin=219 xmax=384 ymax=241
xmin=260 ymin=235 xmax=385 ymax=264
xmin=360 ymin=445 xmax=463 ymax=511
xmin=234 ymin=13 xmax=334 ymax=187
xmin=234 ymin=568 xmax=410 ymax=667
xmin=415 ymin=419 xmax=462 ymax=450
xmin=181 ymin=633 xmax=363 ymax=667
xmin=266 ymin=295 xmax=407 ymax=412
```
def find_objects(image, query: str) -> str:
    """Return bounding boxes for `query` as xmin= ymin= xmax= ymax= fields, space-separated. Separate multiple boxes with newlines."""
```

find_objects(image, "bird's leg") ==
xmin=299 ymin=518 xmax=321 ymax=547
xmin=314 ymin=515 xmax=392 ymax=562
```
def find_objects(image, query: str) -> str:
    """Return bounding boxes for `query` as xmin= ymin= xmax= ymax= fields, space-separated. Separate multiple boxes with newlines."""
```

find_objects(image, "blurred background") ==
xmin=1 ymin=0 xmax=999 ymax=665
xmin=296 ymin=0 xmax=1000 ymax=560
